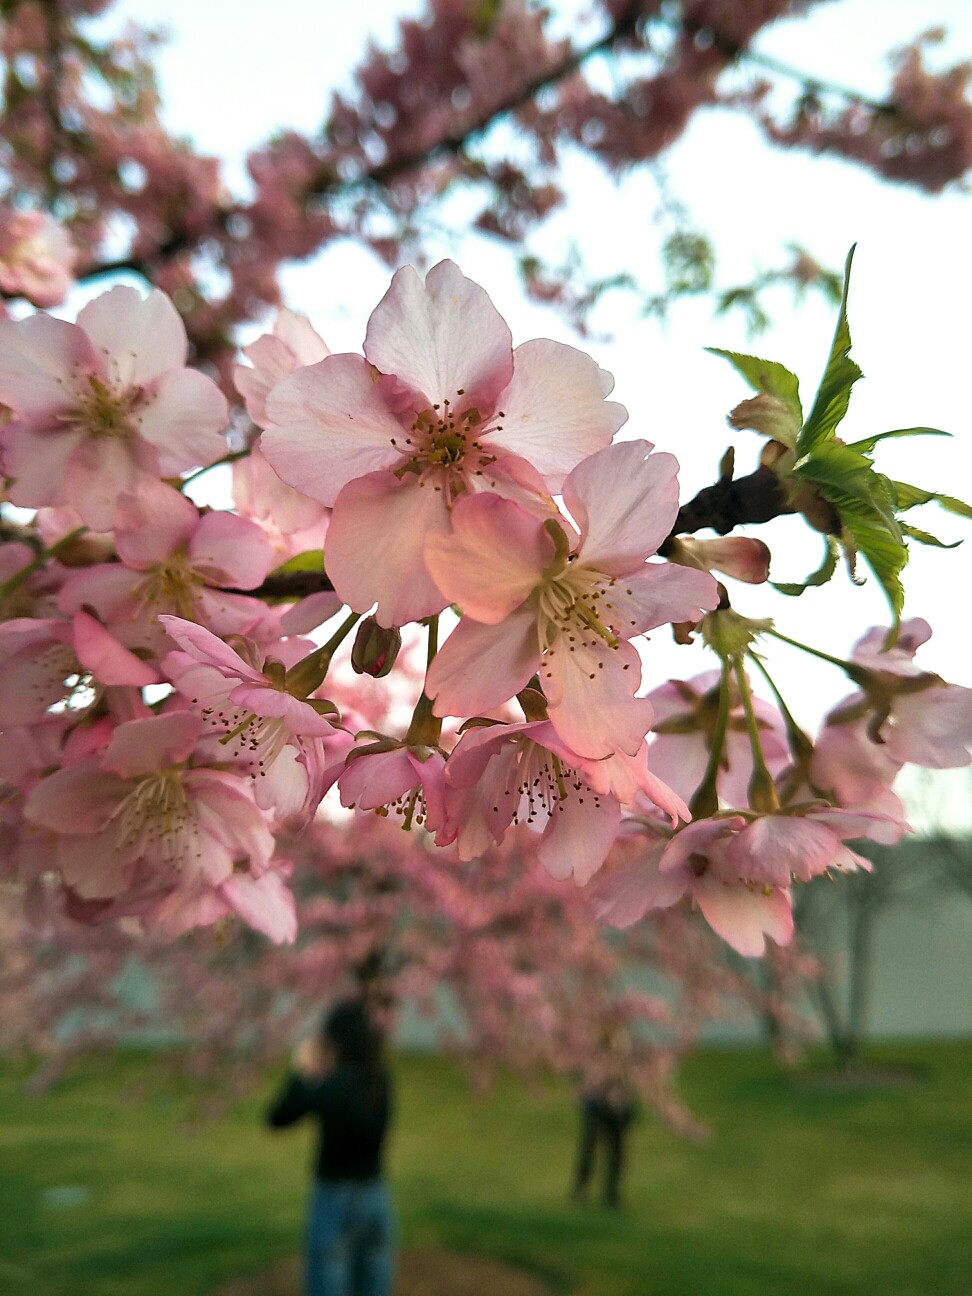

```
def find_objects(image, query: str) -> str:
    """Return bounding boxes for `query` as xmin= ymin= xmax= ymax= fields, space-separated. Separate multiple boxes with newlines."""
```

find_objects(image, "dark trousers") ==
xmin=572 ymin=1097 xmax=631 ymax=1205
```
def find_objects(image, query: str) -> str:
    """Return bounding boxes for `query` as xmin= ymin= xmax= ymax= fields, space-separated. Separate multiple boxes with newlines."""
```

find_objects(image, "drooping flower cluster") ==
xmin=1 ymin=260 xmax=970 ymax=964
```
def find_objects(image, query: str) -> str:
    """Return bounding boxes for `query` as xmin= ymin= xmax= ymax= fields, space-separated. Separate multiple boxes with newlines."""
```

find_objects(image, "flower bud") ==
xmin=351 ymin=616 xmax=401 ymax=678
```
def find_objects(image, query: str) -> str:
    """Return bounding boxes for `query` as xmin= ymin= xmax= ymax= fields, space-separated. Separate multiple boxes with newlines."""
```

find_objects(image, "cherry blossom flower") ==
xmin=594 ymin=831 xmax=794 ymax=958
xmin=24 ymin=711 xmax=275 ymax=901
xmin=337 ymin=742 xmax=447 ymax=835
xmin=440 ymin=719 xmax=687 ymax=883
xmin=260 ymin=259 xmax=625 ymax=624
xmin=160 ymin=614 xmax=339 ymax=823
xmin=425 ymin=440 xmax=718 ymax=758
xmin=0 ymin=208 xmax=77 ymax=307
xmin=58 ymin=479 xmax=272 ymax=656
xmin=0 ymin=285 xmax=228 ymax=529
xmin=840 ymin=618 xmax=972 ymax=769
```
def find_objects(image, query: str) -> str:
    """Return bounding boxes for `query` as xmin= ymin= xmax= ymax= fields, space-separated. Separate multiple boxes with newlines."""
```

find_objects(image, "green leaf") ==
xmin=844 ymin=427 xmax=950 ymax=454
xmin=900 ymin=522 xmax=963 ymax=549
xmin=706 ymin=347 xmax=803 ymax=424
xmin=771 ymin=537 xmax=840 ymax=596
xmin=796 ymin=245 xmax=863 ymax=456
xmin=831 ymin=486 xmax=908 ymax=625
xmin=796 ymin=442 xmax=901 ymax=541
xmin=268 ymin=549 xmax=324 ymax=579
xmin=891 ymin=481 xmax=972 ymax=519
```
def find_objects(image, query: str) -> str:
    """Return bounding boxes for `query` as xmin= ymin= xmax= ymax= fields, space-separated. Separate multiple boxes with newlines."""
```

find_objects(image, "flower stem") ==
xmin=688 ymin=658 xmax=732 ymax=819
xmin=734 ymin=657 xmax=780 ymax=813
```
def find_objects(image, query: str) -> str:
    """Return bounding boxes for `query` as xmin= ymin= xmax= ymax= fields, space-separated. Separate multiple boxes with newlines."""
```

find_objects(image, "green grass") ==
xmin=2 ymin=1041 xmax=970 ymax=1295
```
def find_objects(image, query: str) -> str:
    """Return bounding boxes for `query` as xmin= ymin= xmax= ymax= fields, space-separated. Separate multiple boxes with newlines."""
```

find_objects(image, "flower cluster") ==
xmin=1 ymin=262 xmax=970 ymax=958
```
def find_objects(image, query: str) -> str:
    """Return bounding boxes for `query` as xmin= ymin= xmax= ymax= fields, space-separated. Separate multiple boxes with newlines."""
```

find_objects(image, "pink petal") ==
xmin=220 ymin=870 xmax=297 ymax=943
xmin=726 ymin=815 xmax=841 ymax=885
xmin=189 ymin=511 xmax=273 ymax=589
xmin=72 ymin=611 xmax=159 ymax=687
xmin=363 ymin=259 xmax=513 ymax=408
xmin=425 ymin=494 xmax=552 ymax=624
xmin=76 ymin=286 xmax=186 ymax=386
xmin=63 ymin=435 xmax=149 ymax=532
xmin=262 ymin=354 xmax=403 ymax=506
xmin=0 ymin=314 xmax=96 ymax=423
xmin=4 ymin=424 xmax=85 ymax=509
xmin=564 ymin=441 xmax=680 ymax=574
xmin=488 ymin=339 xmax=625 ymax=486
xmin=427 ymin=608 xmax=539 ymax=717
xmin=25 ymin=763 xmax=126 ymax=834
xmin=324 ymin=469 xmax=451 ymax=626
xmin=158 ymin=615 xmax=259 ymax=679
xmin=338 ymin=747 xmax=418 ymax=810
xmin=279 ymin=590 xmax=343 ymax=635
xmin=593 ymin=847 xmax=688 ymax=927
xmin=136 ymin=368 xmax=228 ymax=476
xmin=693 ymin=875 xmax=794 ymax=956
xmin=114 ymin=480 xmax=198 ymax=567
xmin=537 ymin=791 xmax=621 ymax=885
xmin=104 ymin=711 xmax=203 ymax=775
xmin=623 ymin=562 xmax=720 ymax=633
xmin=228 ymin=683 xmax=336 ymax=736
xmin=544 ymin=640 xmax=652 ymax=759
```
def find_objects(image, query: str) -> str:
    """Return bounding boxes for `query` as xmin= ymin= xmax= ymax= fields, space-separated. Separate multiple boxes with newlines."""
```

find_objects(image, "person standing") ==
xmin=571 ymin=1023 xmax=636 ymax=1209
xmin=267 ymin=998 xmax=396 ymax=1296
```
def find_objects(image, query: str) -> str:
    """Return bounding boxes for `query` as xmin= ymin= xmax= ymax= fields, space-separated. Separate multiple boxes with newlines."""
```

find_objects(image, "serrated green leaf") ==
xmin=844 ymin=427 xmax=950 ymax=454
xmin=797 ymin=246 xmax=862 ymax=456
xmin=268 ymin=549 xmax=324 ymax=579
xmin=796 ymin=441 xmax=902 ymax=540
xmin=900 ymin=522 xmax=963 ymax=549
xmin=771 ymin=536 xmax=840 ymax=596
xmin=706 ymin=347 xmax=803 ymax=421
xmin=833 ymin=490 xmax=908 ymax=625
xmin=891 ymin=481 xmax=972 ymax=519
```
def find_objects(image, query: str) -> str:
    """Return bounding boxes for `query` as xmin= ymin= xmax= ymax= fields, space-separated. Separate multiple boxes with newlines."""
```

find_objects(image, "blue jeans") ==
xmin=305 ymin=1178 xmax=396 ymax=1296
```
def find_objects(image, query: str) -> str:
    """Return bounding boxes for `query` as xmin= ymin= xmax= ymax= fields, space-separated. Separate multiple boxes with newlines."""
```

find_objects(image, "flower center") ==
xmin=536 ymin=561 xmax=638 ymax=652
xmin=136 ymin=551 xmax=204 ymax=620
xmin=71 ymin=374 xmax=140 ymax=439
xmin=502 ymin=741 xmax=602 ymax=827
xmin=390 ymin=391 xmax=503 ymax=503
xmin=109 ymin=769 xmax=199 ymax=868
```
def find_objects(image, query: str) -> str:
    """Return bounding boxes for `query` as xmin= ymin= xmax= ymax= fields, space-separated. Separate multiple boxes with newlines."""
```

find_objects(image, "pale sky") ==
xmin=91 ymin=0 xmax=972 ymax=824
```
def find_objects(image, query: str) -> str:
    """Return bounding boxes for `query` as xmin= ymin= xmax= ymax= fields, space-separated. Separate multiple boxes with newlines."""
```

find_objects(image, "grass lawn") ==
xmin=1 ymin=1040 xmax=970 ymax=1296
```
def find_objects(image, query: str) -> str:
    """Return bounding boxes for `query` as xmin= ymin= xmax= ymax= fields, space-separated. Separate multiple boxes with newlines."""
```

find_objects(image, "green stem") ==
xmin=688 ymin=658 xmax=732 ymax=819
xmin=0 ymin=527 xmax=87 ymax=601
xmin=733 ymin=657 xmax=779 ymax=813
xmin=425 ymin=615 xmax=439 ymax=671
xmin=284 ymin=610 xmax=359 ymax=696
xmin=180 ymin=449 xmax=250 ymax=488
xmin=765 ymin=626 xmax=857 ymax=674
xmin=748 ymin=652 xmax=814 ymax=768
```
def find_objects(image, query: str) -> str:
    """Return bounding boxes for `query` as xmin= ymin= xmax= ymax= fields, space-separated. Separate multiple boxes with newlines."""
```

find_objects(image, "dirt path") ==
xmin=215 ymin=1249 xmax=552 ymax=1295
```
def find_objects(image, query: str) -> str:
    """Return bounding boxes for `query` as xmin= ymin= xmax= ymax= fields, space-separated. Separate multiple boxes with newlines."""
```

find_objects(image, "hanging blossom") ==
xmin=830 ymin=618 xmax=972 ymax=768
xmin=595 ymin=794 xmax=908 ymax=957
xmin=425 ymin=439 xmax=719 ymax=759
xmin=438 ymin=719 xmax=689 ymax=884
xmin=0 ymin=285 xmax=228 ymax=530
xmin=646 ymin=670 xmax=790 ymax=809
xmin=23 ymin=711 xmax=276 ymax=905
xmin=260 ymin=259 xmax=626 ymax=625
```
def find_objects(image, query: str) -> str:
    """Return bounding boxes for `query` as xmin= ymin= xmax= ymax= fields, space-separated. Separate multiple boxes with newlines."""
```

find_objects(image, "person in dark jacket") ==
xmin=267 ymin=998 xmax=395 ymax=1296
